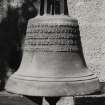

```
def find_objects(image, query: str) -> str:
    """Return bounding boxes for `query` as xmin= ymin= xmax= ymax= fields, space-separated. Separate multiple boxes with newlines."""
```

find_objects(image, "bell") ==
xmin=5 ymin=0 xmax=100 ymax=96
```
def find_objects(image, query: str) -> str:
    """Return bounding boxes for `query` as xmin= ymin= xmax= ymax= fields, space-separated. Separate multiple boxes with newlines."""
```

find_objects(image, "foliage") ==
xmin=0 ymin=0 xmax=38 ymax=90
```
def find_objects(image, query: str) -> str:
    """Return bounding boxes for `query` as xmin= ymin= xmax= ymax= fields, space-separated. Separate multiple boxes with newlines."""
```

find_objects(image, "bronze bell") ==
xmin=5 ymin=0 xmax=100 ymax=96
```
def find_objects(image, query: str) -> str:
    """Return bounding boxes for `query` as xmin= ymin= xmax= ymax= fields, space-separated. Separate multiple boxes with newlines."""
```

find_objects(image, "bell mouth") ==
xmin=5 ymin=73 xmax=100 ymax=96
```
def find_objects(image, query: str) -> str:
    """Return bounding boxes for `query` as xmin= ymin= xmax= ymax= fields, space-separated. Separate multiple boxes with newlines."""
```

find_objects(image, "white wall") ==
xmin=67 ymin=0 xmax=105 ymax=82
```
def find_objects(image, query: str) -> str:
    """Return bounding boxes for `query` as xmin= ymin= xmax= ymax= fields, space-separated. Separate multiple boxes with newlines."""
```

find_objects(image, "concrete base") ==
xmin=0 ymin=90 xmax=105 ymax=105
xmin=0 ymin=91 xmax=105 ymax=105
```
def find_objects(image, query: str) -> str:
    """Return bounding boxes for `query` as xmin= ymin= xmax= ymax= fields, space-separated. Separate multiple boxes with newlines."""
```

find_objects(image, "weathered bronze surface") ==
xmin=5 ymin=0 xmax=100 ymax=96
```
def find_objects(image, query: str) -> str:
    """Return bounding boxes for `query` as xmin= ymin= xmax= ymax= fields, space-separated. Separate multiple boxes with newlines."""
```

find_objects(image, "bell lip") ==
xmin=5 ymin=75 xmax=100 ymax=96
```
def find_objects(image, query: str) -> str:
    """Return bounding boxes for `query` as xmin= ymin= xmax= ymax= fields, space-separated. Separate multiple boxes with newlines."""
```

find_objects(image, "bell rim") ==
xmin=5 ymin=74 xmax=100 ymax=96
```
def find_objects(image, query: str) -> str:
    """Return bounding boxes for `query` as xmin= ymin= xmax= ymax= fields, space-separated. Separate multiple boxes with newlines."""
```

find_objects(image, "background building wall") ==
xmin=67 ymin=0 xmax=105 ymax=82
